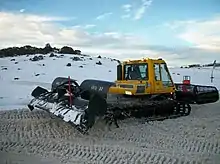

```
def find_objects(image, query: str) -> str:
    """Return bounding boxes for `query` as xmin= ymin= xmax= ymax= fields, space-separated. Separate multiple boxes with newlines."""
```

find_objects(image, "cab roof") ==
xmin=122 ymin=58 xmax=166 ymax=64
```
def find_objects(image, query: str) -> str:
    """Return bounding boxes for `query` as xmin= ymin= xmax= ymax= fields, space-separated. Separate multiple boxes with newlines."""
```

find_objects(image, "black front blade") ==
xmin=195 ymin=85 xmax=219 ymax=104
xmin=175 ymin=83 xmax=219 ymax=104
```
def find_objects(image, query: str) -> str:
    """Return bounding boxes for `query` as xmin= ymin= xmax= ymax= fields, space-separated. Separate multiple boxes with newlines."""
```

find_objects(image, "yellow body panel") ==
xmin=108 ymin=58 xmax=176 ymax=96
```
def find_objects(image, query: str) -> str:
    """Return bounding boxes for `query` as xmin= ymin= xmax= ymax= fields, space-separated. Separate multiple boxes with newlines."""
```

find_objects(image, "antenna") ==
xmin=210 ymin=60 xmax=216 ymax=83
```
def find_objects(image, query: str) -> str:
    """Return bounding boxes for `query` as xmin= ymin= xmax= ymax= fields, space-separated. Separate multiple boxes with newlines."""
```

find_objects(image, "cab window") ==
xmin=124 ymin=64 xmax=148 ymax=80
xmin=154 ymin=64 xmax=161 ymax=81
xmin=160 ymin=63 xmax=173 ymax=86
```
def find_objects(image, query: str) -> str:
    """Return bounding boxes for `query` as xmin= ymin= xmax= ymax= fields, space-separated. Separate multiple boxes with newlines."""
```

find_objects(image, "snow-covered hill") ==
xmin=0 ymin=53 xmax=219 ymax=110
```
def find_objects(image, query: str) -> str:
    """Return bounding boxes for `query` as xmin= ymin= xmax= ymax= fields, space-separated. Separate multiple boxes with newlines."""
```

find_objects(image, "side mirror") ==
xmin=117 ymin=64 xmax=122 ymax=80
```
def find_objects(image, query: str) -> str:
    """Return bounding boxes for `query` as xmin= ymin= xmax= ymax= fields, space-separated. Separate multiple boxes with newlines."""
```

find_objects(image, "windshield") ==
xmin=124 ymin=63 xmax=148 ymax=80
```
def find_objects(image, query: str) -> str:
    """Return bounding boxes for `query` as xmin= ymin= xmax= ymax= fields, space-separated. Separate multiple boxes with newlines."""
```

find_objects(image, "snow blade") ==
xmin=175 ymin=83 xmax=219 ymax=104
xmin=27 ymin=78 xmax=109 ymax=134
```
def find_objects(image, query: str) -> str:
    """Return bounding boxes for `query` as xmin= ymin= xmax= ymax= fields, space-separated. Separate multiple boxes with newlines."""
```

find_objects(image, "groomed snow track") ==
xmin=0 ymin=102 xmax=220 ymax=164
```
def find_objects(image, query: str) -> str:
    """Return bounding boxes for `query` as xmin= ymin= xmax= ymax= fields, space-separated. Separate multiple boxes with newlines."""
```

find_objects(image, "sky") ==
xmin=0 ymin=0 xmax=220 ymax=66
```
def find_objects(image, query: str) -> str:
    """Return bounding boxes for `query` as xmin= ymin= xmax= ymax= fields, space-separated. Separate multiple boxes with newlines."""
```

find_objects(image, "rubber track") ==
xmin=0 ymin=106 xmax=219 ymax=164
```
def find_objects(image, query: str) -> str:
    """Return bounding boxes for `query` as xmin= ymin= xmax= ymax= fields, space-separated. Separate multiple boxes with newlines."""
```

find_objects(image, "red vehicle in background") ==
xmin=183 ymin=75 xmax=191 ymax=84
xmin=182 ymin=76 xmax=191 ymax=92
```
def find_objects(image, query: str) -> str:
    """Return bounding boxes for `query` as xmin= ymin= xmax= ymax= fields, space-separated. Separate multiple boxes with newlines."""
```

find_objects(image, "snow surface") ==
xmin=0 ymin=53 xmax=220 ymax=164
xmin=0 ymin=53 xmax=219 ymax=110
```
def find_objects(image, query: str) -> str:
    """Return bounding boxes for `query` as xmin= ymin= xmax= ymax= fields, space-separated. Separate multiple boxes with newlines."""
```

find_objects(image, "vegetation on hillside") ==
xmin=0 ymin=43 xmax=82 ymax=58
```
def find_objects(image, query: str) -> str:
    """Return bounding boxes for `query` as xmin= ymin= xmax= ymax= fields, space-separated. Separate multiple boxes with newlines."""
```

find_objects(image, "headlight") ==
xmin=125 ymin=91 xmax=132 ymax=95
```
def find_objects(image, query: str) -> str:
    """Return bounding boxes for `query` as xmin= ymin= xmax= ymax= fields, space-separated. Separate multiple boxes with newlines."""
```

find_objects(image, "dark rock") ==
xmin=89 ymin=58 xmax=93 ymax=60
xmin=30 ymin=55 xmax=44 ymax=61
xmin=96 ymin=61 xmax=102 ymax=65
xmin=49 ymin=53 xmax=55 ymax=57
xmin=14 ymin=62 xmax=18 ymax=64
xmin=71 ymin=56 xmax=82 ymax=61
xmin=59 ymin=46 xmax=75 ymax=54
xmin=30 ymin=56 xmax=37 ymax=61
xmin=79 ymin=65 xmax=83 ymax=68
xmin=188 ymin=64 xmax=201 ymax=68
xmin=177 ymin=73 xmax=180 ymax=75
xmin=75 ymin=50 xmax=81 ymax=55
xmin=10 ymin=59 xmax=15 ymax=61
xmin=97 ymin=55 xmax=101 ymax=58
xmin=2 ymin=67 xmax=7 ymax=70
xmin=18 ymin=68 xmax=21 ymax=70
xmin=14 ymin=77 xmax=19 ymax=80
xmin=66 ymin=63 xmax=71 ymax=67
xmin=38 ymin=55 xmax=43 ymax=60
xmin=35 ymin=73 xmax=40 ymax=76
xmin=42 ymin=64 xmax=45 ymax=66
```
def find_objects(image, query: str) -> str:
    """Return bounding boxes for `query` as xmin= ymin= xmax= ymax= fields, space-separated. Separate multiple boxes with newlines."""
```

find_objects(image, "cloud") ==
xmin=163 ymin=20 xmax=196 ymax=30
xmin=1 ymin=11 xmax=220 ymax=66
xmin=145 ymin=46 xmax=220 ymax=66
xmin=0 ymin=11 xmax=158 ymax=59
xmin=84 ymin=24 xmax=96 ymax=29
xmin=166 ymin=16 xmax=220 ymax=51
xmin=122 ymin=4 xmax=132 ymax=12
xmin=71 ymin=24 xmax=96 ymax=29
xmin=134 ymin=0 xmax=153 ymax=20
xmin=121 ymin=4 xmax=132 ymax=19
xmin=96 ymin=12 xmax=112 ymax=20
xmin=0 ymin=12 xmax=74 ymax=23
xmin=121 ymin=0 xmax=153 ymax=20
xmin=19 ymin=9 xmax=25 ymax=13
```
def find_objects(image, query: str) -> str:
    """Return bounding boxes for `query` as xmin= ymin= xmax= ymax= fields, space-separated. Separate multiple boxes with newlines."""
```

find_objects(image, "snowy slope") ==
xmin=0 ymin=53 xmax=219 ymax=110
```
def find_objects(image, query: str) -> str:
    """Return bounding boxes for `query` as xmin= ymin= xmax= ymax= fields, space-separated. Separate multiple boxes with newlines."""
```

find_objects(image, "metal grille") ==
xmin=136 ymin=85 xmax=145 ymax=93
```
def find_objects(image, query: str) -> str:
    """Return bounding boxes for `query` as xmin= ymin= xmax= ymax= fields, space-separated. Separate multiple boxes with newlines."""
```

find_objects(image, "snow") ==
xmin=0 ymin=53 xmax=220 ymax=164
xmin=0 ymin=53 xmax=219 ymax=110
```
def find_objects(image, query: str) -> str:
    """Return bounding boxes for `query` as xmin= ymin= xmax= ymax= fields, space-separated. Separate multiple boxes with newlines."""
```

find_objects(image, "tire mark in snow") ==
xmin=0 ymin=104 xmax=219 ymax=164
